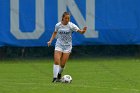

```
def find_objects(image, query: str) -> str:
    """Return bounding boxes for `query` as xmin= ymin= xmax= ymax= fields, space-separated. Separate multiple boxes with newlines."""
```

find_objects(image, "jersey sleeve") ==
xmin=54 ymin=24 xmax=59 ymax=32
xmin=54 ymin=22 xmax=61 ymax=32
xmin=70 ymin=22 xmax=80 ymax=32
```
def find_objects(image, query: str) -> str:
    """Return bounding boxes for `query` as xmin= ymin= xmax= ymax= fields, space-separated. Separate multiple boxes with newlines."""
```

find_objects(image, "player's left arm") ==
xmin=77 ymin=27 xmax=87 ymax=34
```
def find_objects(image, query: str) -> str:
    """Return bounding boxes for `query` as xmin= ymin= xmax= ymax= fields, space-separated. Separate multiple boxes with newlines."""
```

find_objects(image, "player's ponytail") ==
xmin=61 ymin=12 xmax=71 ymax=21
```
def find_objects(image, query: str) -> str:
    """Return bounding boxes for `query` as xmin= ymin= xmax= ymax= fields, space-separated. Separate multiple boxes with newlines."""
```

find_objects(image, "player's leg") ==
xmin=52 ymin=50 xmax=62 ymax=82
xmin=58 ymin=52 xmax=70 ymax=79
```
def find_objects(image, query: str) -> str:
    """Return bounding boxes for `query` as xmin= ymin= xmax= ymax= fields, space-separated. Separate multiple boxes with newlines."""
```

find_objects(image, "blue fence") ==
xmin=0 ymin=0 xmax=140 ymax=46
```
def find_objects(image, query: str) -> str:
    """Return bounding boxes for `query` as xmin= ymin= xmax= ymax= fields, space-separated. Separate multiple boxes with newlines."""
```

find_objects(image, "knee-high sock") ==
xmin=53 ymin=64 xmax=59 ymax=78
xmin=58 ymin=66 xmax=64 ymax=74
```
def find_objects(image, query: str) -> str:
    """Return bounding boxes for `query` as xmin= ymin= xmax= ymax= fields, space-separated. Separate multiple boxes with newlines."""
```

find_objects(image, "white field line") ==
xmin=1 ymin=82 xmax=140 ymax=92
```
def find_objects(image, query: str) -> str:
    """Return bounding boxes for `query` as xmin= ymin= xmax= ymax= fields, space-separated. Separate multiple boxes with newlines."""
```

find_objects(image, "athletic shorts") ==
xmin=55 ymin=44 xmax=72 ymax=53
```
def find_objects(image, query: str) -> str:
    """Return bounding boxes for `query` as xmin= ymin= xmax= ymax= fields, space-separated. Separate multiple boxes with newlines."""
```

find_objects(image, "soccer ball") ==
xmin=61 ymin=75 xmax=72 ymax=83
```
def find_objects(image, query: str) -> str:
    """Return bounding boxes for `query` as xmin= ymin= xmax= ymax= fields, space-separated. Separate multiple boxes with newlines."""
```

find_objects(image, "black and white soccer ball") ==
xmin=61 ymin=75 xmax=72 ymax=83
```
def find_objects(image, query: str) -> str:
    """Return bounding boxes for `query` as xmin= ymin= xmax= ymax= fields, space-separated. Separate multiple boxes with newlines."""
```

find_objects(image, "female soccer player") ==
xmin=48 ymin=12 xmax=87 ymax=82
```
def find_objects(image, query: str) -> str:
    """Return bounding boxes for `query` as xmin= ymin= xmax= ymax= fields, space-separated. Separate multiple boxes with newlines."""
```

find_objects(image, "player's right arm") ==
xmin=47 ymin=31 xmax=57 ymax=47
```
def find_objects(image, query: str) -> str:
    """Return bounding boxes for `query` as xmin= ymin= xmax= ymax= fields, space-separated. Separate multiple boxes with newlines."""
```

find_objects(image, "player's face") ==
xmin=62 ymin=15 xmax=70 ymax=25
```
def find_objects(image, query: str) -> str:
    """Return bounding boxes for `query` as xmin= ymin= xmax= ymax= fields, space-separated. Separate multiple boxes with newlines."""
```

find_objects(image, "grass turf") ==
xmin=0 ymin=57 xmax=140 ymax=93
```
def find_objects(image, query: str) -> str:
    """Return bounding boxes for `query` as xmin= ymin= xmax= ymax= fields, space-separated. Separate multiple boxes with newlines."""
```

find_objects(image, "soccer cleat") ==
xmin=52 ymin=78 xmax=61 ymax=83
xmin=52 ymin=78 xmax=57 ymax=82
xmin=57 ymin=73 xmax=62 ymax=79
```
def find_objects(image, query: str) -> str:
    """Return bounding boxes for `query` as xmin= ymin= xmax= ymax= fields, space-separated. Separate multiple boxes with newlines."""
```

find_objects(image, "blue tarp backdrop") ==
xmin=0 ymin=0 xmax=140 ymax=46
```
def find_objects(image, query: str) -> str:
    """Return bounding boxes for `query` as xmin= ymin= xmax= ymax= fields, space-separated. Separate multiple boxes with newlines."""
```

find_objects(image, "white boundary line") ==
xmin=1 ymin=82 xmax=140 ymax=92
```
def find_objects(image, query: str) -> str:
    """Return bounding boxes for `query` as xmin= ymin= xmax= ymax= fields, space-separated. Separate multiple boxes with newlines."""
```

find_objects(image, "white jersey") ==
xmin=55 ymin=22 xmax=80 ymax=45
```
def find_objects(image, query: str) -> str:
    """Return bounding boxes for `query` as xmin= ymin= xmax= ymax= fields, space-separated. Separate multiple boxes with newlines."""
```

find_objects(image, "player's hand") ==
xmin=83 ymin=27 xmax=87 ymax=31
xmin=83 ymin=27 xmax=87 ymax=33
xmin=47 ymin=41 xmax=52 ymax=47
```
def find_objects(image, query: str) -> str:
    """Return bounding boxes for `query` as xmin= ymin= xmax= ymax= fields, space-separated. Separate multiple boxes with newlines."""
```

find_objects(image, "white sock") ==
xmin=53 ymin=64 xmax=59 ymax=78
xmin=58 ymin=66 xmax=64 ymax=74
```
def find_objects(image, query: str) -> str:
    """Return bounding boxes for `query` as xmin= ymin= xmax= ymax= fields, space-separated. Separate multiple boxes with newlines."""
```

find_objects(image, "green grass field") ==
xmin=0 ymin=57 xmax=140 ymax=93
